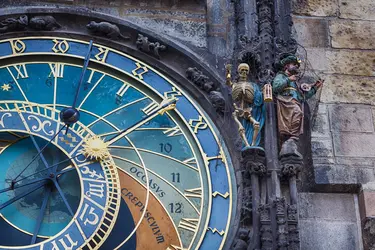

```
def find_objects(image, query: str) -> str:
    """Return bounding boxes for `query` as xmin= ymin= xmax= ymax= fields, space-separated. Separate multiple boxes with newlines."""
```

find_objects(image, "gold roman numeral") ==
xmin=142 ymin=101 xmax=159 ymax=115
xmin=12 ymin=64 xmax=28 ymax=79
xmin=48 ymin=63 xmax=64 ymax=78
xmin=163 ymin=126 xmax=182 ymax=137
xmin=178 ymin=218 xmax=199 ymax=233
xmin=185 ymin=187 xmax=202 ymax=199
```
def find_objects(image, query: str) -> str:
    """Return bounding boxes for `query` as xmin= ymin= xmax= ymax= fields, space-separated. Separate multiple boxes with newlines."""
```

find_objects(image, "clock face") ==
xmin=0 ymin=37 xmax=235 ymax=250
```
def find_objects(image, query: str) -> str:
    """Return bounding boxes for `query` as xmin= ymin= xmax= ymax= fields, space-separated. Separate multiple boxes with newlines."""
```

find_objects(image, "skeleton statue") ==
xmin=226 ymin=63 xmax=265 ymax=148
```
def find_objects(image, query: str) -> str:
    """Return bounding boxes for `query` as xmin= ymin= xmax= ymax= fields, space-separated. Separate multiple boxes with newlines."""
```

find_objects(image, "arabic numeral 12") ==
xmin=169 ymin=202 xmax=182 ymax=213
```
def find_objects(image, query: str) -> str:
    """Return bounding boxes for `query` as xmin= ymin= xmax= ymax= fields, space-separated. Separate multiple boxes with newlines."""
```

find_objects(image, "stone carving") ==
xmin=226 ymin=63 xmax=265 ymax=149
xmin=136 ymin=34 xmax=166 ymax=59
xmin=287 ymin=204 xmax=300 ymax=250
xmin=86 ymin=21 xmax=130 ymax=40
xmin=363 ymin=217 xmax=375 ymax=250
xmin=259 ymin=203 xmax=273 ymax=249
xmin=232 ymin=228 xmax=250 ymax=250
xmin=29 ymin=16 xmax=61 ymax=31
xmin=0 ymin=15 xmax=28 ymax=33
xmin=272 ymin=55 xmax=323 ymax=159
xmin=186 ymin=67 xmax=225 ymax=114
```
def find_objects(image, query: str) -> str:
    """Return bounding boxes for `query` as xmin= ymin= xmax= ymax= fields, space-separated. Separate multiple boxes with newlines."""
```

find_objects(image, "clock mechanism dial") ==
xmin=0 ymin=37 xmax=235 ymax=250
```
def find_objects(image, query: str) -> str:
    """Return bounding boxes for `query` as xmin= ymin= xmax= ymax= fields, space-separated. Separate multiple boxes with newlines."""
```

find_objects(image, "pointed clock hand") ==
xmin=13 ymin=124 xmax=66 ymax=182
xmin=105 ymin=97 xmax=177 ymax=145
xmin=0 ymin=182 xmax=45 ymax=210
xmin=0 ymin=177 xmax=48 ymax=194
xmin=60 ymin=40 xmax=94 ymax=134
xmin=31 ymin=186 xmax=51 ymax=244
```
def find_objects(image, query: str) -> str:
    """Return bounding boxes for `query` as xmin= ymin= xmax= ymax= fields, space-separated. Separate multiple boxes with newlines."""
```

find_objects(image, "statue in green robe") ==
xmin=272 ymin=55 xmax=323 ymax=156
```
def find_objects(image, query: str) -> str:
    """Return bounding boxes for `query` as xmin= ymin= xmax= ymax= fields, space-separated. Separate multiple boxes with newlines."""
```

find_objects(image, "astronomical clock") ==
xmin=0 ymin=36 xmax=237 ymax=249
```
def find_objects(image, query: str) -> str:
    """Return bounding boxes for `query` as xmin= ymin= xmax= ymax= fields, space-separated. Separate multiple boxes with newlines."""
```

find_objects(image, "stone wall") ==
xmin=293 ymin=0 xmax=375 ymax=249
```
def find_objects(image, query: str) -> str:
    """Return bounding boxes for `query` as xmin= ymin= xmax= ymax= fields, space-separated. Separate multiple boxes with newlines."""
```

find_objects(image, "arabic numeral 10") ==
xmin=171 ymin=173 xmax=180 ymax=183
xmin=159 ymin=143 xmax=172 ymax=153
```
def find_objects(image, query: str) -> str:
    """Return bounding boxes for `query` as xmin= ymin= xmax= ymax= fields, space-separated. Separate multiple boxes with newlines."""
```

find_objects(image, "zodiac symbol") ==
xmin=0 ymin=113 xmax=12 ymax=128
xmin=59 ymin=133 xmax=77 ymax=148
xmin=81 ymin=166 xmax=104 ymax=180
xmin=27 ymin=115 xmax=54 ymax=136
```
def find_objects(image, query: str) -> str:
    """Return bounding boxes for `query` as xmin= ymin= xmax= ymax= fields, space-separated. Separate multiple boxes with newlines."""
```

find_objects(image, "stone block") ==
xmin=311 ymin=112 xmax=330 ymax=138
xmin=329 ymin=105 xmax=374 ymax=133
xmin=314 ymin=164 xmax=375 ymax=185
xmin=311 ymin=138 xmax=333 ymax=157
xmin=300 ymin=220 xmax=360 ymax=250
xmin=326 ymin=50 xmax=375 ymax=77
xmin=302 ymin=48 xmax=329 ymax=72
xmin=330 ymin=20 xmax=375 ymax=49
xmin=339 ymin=0 xmax=375 ymax=20
xmin=299 ymin=193 xmax=357 ymax=221
xmin=293 ymin=17 xmax=329 ymax=48
xmin=320 ymin=75 xmax=375 ymax=105
xmin=359 ymin=190 xmax=375 ymax=220
xmin=292 ymin=0 xmax=338 ymax=16
xmin=333 ymin=132 xmax=375 ymax=157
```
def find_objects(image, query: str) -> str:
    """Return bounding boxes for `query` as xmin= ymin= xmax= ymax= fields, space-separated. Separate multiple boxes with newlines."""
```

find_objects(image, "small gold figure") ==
xmin=227 ymin=63 xmax=263 ymax=147
xmin=82 ymin=135 xmax=109 ymax=160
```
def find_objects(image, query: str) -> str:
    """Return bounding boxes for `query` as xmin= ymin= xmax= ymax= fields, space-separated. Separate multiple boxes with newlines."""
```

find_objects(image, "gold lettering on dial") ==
xmin=9 ymin=39 xmax=26 ymax=54
xmin=163 ymin=126 xmax=182 ymax=137
xmin=185 ymin=187 xmax=202 ymax=199
xmin=178 ymin=218 xmax=199 ymax=232
xmin=189 ymin=116 xmax=208 ymax=133
xmin=164 ymin=87 xmax=182 ymax=99
xmin=52 ymin=39 xmax=70 ymax=53
xmin=116 ymin=82 xmax=130 ymax=104
xmin=49 ymin=63 xmax=65 ymax=78
xmin=94 ymin=47 xmax=109 ymax=62
xmin=207 ymin=227 xmax=225 ymax=236
xmin=79 ymin=203 xmax=100 ymax=226
xmin=212 ymin=191 xmax=230 ymax=198
xmin=142 ymin=101 xmax=159 ymax=115
xmin=86 ymin=183 xmax=105 ymax=199
xmin=12 ymin=64 xmax=28 ymax=79
xmin=50 ymin=234 xmax=78 ymax=250
xmin=132 ymin=62 xmax=148 ymax=80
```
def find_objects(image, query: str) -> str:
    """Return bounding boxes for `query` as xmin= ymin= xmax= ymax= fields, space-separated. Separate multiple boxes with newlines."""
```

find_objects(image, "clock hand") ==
xmin=106 ymin=97 xmax=177 ymax=145
xmin=31 ymin=186 xmax=51 ymax=244
xmin=0 ymin=177 xmax=48 ymax=194
xmin=60 ymin=40 xmax=94 ymax=134
xmin=51 ymin=179 xmax=74 ymax=216
xmin=12 ymin=124 xmax=66 ymax=182
xmin=15 ymin=153 xmax=81 ymax=183
xmin=0 ymin=182 xmax=45 ymax=210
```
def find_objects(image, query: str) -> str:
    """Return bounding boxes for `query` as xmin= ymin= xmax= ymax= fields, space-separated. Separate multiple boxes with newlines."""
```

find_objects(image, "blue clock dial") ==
xmin=0 ymin=37 xmax=235 ymax=250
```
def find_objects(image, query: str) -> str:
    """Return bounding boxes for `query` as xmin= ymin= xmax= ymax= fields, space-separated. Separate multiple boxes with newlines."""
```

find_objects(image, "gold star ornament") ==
xmin=82 ymin=135 xmax=109 ymax=160
xmin=1 ymin=84 xmax=11 ymax=91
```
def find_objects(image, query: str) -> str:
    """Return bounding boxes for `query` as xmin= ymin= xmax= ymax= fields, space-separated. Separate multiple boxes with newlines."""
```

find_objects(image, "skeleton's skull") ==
xmin=238 ymin=63 xmax=250 ymax=78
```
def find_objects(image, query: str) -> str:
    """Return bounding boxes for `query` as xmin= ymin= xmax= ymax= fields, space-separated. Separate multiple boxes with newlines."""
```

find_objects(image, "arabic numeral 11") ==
xmin=171 ymin=173 xmax=180 ymax=183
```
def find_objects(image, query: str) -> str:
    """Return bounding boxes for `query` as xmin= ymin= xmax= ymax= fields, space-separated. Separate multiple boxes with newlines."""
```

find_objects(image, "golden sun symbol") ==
xmin=82 ymin=136 xmax=109 ymax=160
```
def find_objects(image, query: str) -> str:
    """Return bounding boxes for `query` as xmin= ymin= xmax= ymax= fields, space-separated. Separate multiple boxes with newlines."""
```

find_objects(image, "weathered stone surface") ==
xmin=300 ymin=220 xmax=360 ymax=250
xmin=359 ymin=190 xmax=375 ymax=219
xmin=292 ymin=0 xmax=338 ymax=16
xmin=315 ymin=165 xmax=375 ymax=184
xmin=311 ymin=113 xmax=330 ymax=138
xmin=335 ymin=157 xmax=375 ymax=167
xmin=362 ymin=217 xmax=375 ymax=250
xmin=293 ymin=17 xmax=329 ymax=48
xmin=339 ymin=0 xmax=375 ymax=20
xmin=330 ymin=20 xmax=375 ymax=49
xmin=329 ymin=105 xmax=374 ymax=132
xmin=299 ymin=193 xmax=357 ymax=221
xmin=320 ymin=75 xmax=375 ymax=105
xmin=326 ymin=50 xmax=375 ymax=76
xmin=311 ymin=138 xmax=333 ymax=157
xmin=333 ymin=132 xmax=375 ymax=157
xmin=302 ymin=49 xmax=329 ymax=71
